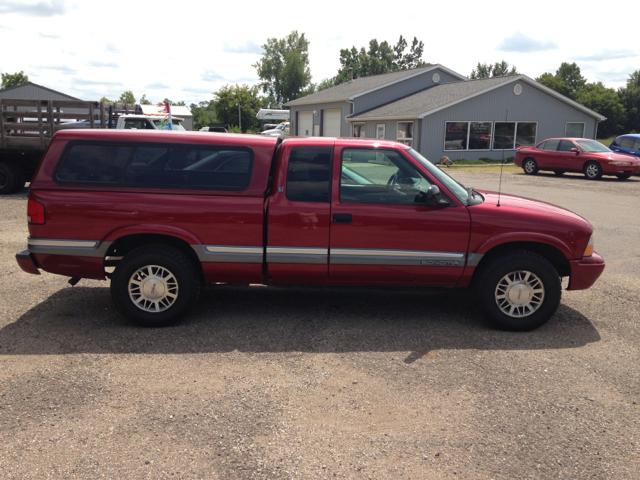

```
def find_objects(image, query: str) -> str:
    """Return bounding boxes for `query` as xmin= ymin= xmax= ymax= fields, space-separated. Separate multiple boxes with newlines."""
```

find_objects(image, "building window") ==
xmin=445 ymin=122 xmax=469 ymax=150
xmin=493 ymin=122 xmax=538 ymax=149
xmin=376 ymin=124 xmax=385 ymax=139
xmin=353 ymin=123 xmax=366 ymax=137
xmin=566 ymin=122 xmax=585 ymax=138
xmin=469 ymin=122 xmax=492 ymax=150
xmin=397 ymin=121 xmax=414 ymax=146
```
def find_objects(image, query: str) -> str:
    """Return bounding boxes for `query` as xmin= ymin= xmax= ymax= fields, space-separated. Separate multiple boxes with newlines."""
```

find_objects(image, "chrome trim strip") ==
xmin=28 ymin=238 xmax=98 ymax=248
xmin=195 ymin=245 xmax=263 ymax=264
xmin=330 ymin=248 xmax=465 ymax=266
xmin=267 ymin=246 xmax=328 ymax=264
xmin=466 ymin=253 xmax=484 ymax=268
xmin=205 ymin=246 xmax=263 ymax=255
xmin=27 ymin=237 xmax=111 ymax=258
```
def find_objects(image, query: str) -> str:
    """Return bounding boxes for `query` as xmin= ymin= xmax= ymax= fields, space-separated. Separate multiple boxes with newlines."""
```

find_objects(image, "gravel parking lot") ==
xmin=1 ymin=170 xmax=639 ymax=479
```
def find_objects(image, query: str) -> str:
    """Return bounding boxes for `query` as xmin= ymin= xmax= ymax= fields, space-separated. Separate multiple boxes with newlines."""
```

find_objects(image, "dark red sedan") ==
xmin=514 ymin=138 xmax=640 ymax=180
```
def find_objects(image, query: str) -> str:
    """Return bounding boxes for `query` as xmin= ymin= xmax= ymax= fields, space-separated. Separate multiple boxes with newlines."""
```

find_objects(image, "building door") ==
xmin=328 ymin=146 xmax=471 ymax=286
xmin=298 ymin=111 xmax=313 ymax=136
xmin=323 ymin=109 xmax=341 ymax=137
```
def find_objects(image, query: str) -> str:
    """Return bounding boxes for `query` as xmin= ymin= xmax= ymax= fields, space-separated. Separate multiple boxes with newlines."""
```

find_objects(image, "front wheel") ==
xmin=616 ymin=173 xmax=632 ymax=180
xmin=475 ymin=251 xmax=561 ymax=331
xmin=523 ymin=158 xmax=538 ymax=175
xmin=110 ymin=244 xmax=201 ymax=327
xmin=584 ymin=161 xmax=602 ymax=180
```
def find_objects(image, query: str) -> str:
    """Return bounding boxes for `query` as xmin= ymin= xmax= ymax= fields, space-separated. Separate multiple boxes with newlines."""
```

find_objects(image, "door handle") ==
xmin=333 ymin=213 xmax=352 ymax=224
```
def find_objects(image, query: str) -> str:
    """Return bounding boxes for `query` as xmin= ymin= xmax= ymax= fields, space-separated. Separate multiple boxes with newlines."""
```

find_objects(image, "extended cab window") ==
xmin=56 ymin=143 xmax=253 ymax=190
xmin=340 ymin=148 xmax=432 ymax=205
xmin=286 ymin=147 xmax=332 ymax=203
xmin=123 ymin=119 xmax=155 ymax=129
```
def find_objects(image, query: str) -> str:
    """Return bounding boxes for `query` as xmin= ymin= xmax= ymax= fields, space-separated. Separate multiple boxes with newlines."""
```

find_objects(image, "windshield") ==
xmin=575 ymin=139 xmax=611 ymax=153
xmin=153 ymin=119 xmax=186 ymax=131
xmin=406 ymin=149 xmax=469 ymax=203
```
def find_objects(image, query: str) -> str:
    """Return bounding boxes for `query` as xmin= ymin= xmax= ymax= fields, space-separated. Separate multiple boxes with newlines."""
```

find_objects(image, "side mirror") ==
xmin=423 ymin=185 xmax=449 ymax=207
xmin=570 ymin=148 xmax=580 ymax=154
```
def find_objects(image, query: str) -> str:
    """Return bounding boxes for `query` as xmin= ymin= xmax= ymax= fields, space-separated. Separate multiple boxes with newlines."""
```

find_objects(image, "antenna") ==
xmin=497 ymin=109 xmax=508 ymax=207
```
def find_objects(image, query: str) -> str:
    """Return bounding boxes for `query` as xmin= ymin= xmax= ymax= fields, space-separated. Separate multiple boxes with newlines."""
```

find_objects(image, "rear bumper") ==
xmin=15 ymin=249 xmax=41 ymax=275
xmin=567 ymin=252 xmax=604 ymax=290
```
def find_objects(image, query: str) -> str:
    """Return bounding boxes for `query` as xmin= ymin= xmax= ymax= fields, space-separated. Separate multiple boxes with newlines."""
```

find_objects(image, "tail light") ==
xmin=27 ymin=199 xmax=45 ymax=224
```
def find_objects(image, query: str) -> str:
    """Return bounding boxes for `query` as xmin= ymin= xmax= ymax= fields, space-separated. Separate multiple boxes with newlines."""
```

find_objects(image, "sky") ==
xmin=0 ymin=0 xmax=638 ymax=106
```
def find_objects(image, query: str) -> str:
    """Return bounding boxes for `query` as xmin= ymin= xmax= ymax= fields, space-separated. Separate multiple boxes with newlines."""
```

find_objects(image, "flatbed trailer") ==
xmin=0 ymin=99 xmax=139 ymax=193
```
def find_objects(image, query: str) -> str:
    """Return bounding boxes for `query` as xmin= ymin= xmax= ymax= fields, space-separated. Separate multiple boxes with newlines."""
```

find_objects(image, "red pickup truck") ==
xmin=16 ymin=130 xmax=604 ymax=331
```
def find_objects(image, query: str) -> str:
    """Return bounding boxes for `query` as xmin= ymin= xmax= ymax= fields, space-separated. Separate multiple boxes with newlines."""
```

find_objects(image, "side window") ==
xmin=286 ymin=146 xmax=332 ymax=203
xmin=340 ymin=148 xmax=432 ymax=205
xmin=634 ymin=139 xmax=640 ymax=150
xmin=543 ymin=139 xmax=560 ymax=151
xmin=535 ymin=141 xmax=546 ymax=150
xmin=619 ymin=137 xmax=635 ymax=149
xmin=57 ymin=143 xmax=253 ymax=190
xmin=557 ymin=140 xmax=576 ymax=152
xmin=57 ymin=145 xmax=133 ymax=182
xmin=123 ymin=119 xmax=148 ymax=129
xmin=612 ymin=137 xmax=623 ymax=147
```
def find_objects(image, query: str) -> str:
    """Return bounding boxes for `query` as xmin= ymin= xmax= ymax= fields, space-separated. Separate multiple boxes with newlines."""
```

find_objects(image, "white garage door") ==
xmin=298 ymin=111 xmax=313 ymax=136
xmin=323 ymin=109 xmax=341 ymax=137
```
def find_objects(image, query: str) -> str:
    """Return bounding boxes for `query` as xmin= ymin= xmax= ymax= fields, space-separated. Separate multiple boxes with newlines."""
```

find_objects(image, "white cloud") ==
xmin=496 ymin=31 xmax=559 ymax=53
xmin=222 ymin=41 xmax=263 ymax=54
xmin=0 ymin=0 xmax=68 ymax=17
xmin=39 ymin=65 xmax=77 ymax=75
xmin=146 ymin=82 xmax=170 ymax=89
xmin=88 ymin=61 xmax=118 ymax=68
xmin=39 ymin=33 xmax=60 ymax=39
xmin=572 ymin=49 xmax=638 ymax=62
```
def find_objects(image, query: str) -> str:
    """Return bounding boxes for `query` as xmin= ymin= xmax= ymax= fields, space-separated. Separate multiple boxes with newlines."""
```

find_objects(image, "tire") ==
xmin=616 ymin=173 xmax=632 ymax=180
xmin=554 ymin=171 xmax=566 ymax=176
xmin=523 ymin=158 xmax=538 ymax=175
xmin=583 ymin=161 xmax=602 ymax=180
xmin=0 ymin=161 xmax=26 ymax=194
xmin=110 ymin=244 xmax=201 ymax=327
xmin=474 ymin=251 xmax=561 ymax=331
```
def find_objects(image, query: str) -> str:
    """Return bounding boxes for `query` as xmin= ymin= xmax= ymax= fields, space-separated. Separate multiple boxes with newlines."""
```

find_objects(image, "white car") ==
xmin=261 ymin=121 xmax=289 ymax=139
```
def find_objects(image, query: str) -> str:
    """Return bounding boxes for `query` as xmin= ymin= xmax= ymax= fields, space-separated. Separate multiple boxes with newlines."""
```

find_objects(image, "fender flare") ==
xmin=103 ymin=224 xmax=203 ymax=247
xmin=473 ymin=232 xmax=574 ymax=260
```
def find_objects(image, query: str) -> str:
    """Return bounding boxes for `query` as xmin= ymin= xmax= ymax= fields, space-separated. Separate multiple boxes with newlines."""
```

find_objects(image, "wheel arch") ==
xmin=474 ymin=240 xmax=571 ymax=278
xmin=105 ymin=232 xmax=204 ymax=281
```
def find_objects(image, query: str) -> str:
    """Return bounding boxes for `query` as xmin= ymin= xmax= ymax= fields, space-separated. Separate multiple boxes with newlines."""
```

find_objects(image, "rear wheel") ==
xmin=554 ymin=170 xmax=566 ymax=176
xmin=475 ymin=251 xmax=561 ymax=331
xmin=523 ymin=158 xmax=538 ymax=175
xmin=583 ymin=161 xmax=602 ymax=180
xmin=110 ymin=244 xmax=201 ymax=327
xmin=0 ymin=162 xmax=26 ymax=194
xmin=616 ymin=173 xmax=632 ymax=180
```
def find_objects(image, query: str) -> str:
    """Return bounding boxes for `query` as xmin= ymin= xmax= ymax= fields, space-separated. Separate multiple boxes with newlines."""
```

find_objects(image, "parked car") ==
xmin=609 ymin=134 xmax=640 ymax=159
xmin=16 ymin=130 xmax=605 ymax=331
xmin=261 ymin=121 xmax=290 ymax=139
xmin=514 ymin=138 xmax=640 ymax=180
xmin=199 ymin=126 xmax=228 ymax=133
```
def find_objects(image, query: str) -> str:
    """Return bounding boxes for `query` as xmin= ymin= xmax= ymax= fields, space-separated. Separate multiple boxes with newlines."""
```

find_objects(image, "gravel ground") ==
xmin=1 ymin=170 xmax=639 ymax=479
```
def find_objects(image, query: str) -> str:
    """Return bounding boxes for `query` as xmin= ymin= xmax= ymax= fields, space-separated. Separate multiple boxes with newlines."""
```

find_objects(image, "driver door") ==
xmin=328 ymin=146 xmax=471 ymax=286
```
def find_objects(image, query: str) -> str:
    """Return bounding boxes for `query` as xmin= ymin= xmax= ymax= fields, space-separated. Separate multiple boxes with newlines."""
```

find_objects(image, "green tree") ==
xmin=253 ymin=30 xmax=312 ymax=107
xmin=139 ymin=94 xmax=152 ymax=105
xmin=335 ymin=36 xmax=429 ymax=83
xmin=190 ymin=100 xmax=219 ymax=131
xmin=469 ymin=61 xmax=518 ymax=79
xmin=118 ymin=90 xmax=136 ymax=104
xmin=213 ymin=84 xmax=266 ymax=132
xmin=1 ymin=70 xmax=29 ymax=89
xmin=618 ymin=70 xmax=640 ymax=133
xmin=99 ymin=96 xmax=113 ymax=103
xmin=576 ymin=82 xmax=624 ymax=138
xmin=162 ymin=98 xmax=186 ymax=106
xmin=536 ymin=62 xmax=586 ymax=100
